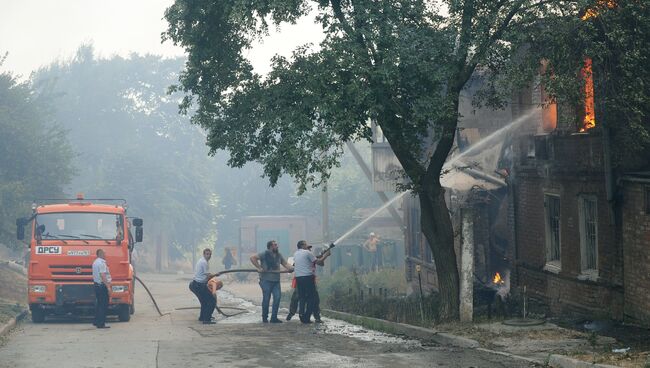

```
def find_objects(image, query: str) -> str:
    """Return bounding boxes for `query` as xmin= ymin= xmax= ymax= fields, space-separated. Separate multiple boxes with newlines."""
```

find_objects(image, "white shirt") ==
xmin=293 ymin=248 xmax=316 ymax=277
xmin=92 ymin=257 xmax=111 ymax=284
xmin=193 ymin=257 xmax=210 ymax=283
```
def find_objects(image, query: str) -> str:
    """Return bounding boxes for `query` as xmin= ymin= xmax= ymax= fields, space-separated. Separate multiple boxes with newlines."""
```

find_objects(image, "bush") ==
xmin=317 ymin=268 xmax=439 ymax=326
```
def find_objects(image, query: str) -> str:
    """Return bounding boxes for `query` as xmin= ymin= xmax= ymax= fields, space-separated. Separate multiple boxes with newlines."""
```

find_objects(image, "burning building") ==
xmin=380 ymin=62 xmax=650 ymax=327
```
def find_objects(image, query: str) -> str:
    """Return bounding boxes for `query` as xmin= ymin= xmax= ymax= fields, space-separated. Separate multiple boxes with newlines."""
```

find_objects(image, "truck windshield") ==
xmin=35 ymin=212 xmax=123 ymax=241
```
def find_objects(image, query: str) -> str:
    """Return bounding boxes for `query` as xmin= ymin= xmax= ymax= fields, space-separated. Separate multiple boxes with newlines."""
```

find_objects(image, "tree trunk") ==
xmin=418 ymin=183 xmax=460 ymax=321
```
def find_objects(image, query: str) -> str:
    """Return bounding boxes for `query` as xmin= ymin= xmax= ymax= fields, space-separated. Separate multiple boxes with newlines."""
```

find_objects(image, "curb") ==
xmin=548 ymin=354 xmax=620 ymax=368
xmin=322 ymin=309 xmax=479 ymax=348
xmin=0 ymin=310 xmax=28 ymax=338
xmin=322 ymin=309 xmax=623 ymax=368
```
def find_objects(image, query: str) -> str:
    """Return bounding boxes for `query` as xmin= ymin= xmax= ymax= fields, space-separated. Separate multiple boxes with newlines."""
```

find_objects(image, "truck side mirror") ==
xmin=132 ymin=218 xmax=143 ymax=243
xmin=16 ymin=218 xmax=26 ymax=240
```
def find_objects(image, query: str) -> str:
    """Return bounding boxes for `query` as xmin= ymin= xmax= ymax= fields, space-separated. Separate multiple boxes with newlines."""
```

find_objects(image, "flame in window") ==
xmin=580 ymin=58 xmax=595 ymax=132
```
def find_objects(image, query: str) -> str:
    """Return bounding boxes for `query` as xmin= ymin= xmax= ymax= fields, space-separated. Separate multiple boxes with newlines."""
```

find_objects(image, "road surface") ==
xmin=0 ymin=273 xmax=534 ymax=367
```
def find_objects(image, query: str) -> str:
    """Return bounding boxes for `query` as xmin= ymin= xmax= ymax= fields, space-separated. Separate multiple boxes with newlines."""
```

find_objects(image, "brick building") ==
xmin=380 ymin=72 xmax=650 ymax=326
xmin=512 ymin=131 xmax=625 ymax=319
xmin=620 ymin=174 xmax=650 ymax=325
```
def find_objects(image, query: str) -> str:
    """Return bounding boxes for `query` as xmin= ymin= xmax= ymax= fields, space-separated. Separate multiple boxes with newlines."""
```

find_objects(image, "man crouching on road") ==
xmin=190 ymin=248 xmax=217 ymax=324
xmin=250 ymin=240 xmax=293 ymax=323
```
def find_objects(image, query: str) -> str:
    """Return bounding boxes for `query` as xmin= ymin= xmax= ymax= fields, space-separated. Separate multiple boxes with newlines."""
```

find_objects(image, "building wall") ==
xmin=514 ymin=133 xmax=624 ymax=319
xmin=621 ymin=180 xmax=650 ymax=326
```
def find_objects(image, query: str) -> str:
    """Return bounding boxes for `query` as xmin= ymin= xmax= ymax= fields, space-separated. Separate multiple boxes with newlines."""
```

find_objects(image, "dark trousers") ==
xmin=296 ymin=276 xmax=317 ymax=322
xmin=259 ymin=280 xmax=281 ymax=321
xmin=189 ymin=280 xmax=216 ymax=321
xmin=289 ymin=285 xmax=320 ymax=319
xmin=94 ymin=283 xmax=109 ymax=327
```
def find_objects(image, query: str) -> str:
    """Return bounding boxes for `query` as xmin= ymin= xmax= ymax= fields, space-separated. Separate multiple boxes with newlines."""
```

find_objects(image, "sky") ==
xmin=0 ymin=0 xmax=322 ymax=79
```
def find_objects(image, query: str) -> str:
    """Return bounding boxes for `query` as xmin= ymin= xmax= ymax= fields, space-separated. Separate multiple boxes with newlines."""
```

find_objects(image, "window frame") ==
xmin=578 ymin=195 xmax=599 ymax=280
xmin=543 ymin=193 xmax=561 ymax=273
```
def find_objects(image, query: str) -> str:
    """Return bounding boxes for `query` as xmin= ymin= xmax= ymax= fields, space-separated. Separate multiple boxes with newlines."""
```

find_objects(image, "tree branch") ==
xmin=465 ymin=0 xmax=531 ymax=78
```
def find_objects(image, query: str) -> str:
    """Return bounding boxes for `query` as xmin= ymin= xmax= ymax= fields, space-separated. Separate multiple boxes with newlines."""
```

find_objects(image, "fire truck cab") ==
xmin=16 ymin=195 xmax=143 ymax=323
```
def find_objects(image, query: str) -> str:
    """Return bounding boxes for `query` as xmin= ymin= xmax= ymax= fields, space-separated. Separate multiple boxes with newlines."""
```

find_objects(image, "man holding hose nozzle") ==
xmin=293 ymin=240 xmax=333 ymax=324
xmin=250 ymin=240 xmax=293 ymax=323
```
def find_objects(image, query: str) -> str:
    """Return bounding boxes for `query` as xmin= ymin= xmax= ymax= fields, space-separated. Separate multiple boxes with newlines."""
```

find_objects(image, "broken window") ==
xmin=544 ymin=194 xmax=561 ymax=266
xmin=579 ymin=195 xmax=598 ymax=273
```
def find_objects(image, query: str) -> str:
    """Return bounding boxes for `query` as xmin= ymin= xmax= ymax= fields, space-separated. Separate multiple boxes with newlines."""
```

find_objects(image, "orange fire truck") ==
xmin=16 ymin=195 xmax=143 ymax=323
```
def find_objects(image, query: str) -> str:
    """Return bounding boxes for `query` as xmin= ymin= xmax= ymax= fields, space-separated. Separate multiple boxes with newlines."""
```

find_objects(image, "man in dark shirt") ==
xmin=250 ymin=240 xmax=293 ymax=323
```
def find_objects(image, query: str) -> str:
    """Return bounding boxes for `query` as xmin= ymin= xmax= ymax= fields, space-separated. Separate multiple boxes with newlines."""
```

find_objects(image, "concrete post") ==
xmin=460 ymin=208 xmax=474 ymax=322
xmin=322 ymin=182 xmax=329 ymax=244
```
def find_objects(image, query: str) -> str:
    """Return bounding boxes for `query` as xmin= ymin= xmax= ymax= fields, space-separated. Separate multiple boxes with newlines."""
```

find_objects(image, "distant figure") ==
xmin=92 ymin=249 xmax=111 ymax=329
xmin=250 ymin=240 xmax=293 ymax=323
xmin=222 ymin=247 xmax=236 ymax=270
xmin=363 ymin=232 xmax=382 ymax=271
xmin=190 ymin=248 xmax=217 ymax=324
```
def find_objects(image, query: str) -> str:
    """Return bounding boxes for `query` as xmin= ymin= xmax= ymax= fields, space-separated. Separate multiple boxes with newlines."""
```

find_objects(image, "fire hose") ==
xmin=134 ymin=269 xmax=293 ymax=318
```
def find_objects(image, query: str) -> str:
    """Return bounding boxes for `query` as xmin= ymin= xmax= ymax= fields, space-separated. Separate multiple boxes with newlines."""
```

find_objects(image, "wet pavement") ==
xmin=0 ymin=273 xmax=535 ymax=367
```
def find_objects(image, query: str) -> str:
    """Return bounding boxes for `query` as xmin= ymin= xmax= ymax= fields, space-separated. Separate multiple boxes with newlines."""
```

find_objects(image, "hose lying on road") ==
xmin=135 ymin=275 xmax=170 ymax=317
xmin=135 ymin=269 xmax=293 ymax=318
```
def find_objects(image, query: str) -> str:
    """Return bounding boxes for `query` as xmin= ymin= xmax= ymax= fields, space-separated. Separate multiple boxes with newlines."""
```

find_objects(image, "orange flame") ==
xmin=581 ymin=0 xmax=616 ymax=21
xmin=580 ymin=58 xmax=596 ymax=132
xmin=493 ymin=272 xmax=504 ymax=284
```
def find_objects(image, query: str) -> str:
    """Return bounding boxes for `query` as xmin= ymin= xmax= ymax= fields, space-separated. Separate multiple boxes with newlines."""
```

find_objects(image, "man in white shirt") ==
xmin=190 ymin=248 xmax=217 ymax=324
xmin=92 ymin=249 xmax=112 ymax=329
xmin=293 ymin=240 xmax=331 ymax=324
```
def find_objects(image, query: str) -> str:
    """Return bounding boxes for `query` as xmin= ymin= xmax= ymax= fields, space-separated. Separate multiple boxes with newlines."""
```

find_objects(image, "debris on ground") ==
xmin=436 ymin=318 xmax=650 ymax=367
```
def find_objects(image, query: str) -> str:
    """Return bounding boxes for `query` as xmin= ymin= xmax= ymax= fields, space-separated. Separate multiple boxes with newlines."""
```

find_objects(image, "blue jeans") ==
xmin=259 ymin=279 xmax=281 ymax=321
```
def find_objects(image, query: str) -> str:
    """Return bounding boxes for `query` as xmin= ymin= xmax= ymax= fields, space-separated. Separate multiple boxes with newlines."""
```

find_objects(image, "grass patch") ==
xmin=0 ymin=302 xmax=24 ymax=325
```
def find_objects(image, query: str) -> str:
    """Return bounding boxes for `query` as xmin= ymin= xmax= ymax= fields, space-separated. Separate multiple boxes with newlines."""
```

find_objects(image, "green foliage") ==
xmin=362 ymin=268 xmax=408 ymax=294
xmin=319 ymin=267 xmax=407 ymax=300
xmin=0 ymin=68 xmax=75 ymax=248
xmin=319 ymin=268 xmax=438 ymax=326
xmin=32 ymin=47 xmax=220 ymax=252
xmin=318 ymin=268 xmax=361 ymax=298
xmin=29 ymin=45 xmax=379 ymax=256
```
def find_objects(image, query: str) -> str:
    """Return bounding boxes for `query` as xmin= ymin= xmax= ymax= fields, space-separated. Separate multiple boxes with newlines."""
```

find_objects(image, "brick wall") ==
xmin=622 ymin=180 xmax=650 ymax=326
xmin=513 ymin=133 xmax=624 ymax=320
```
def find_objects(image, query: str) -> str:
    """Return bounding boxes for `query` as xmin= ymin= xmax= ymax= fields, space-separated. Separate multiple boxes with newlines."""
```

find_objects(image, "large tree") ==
xmin=0 ymin=64 xmax=75 ymax=248
xmin=164 ymin=0 xmax=570 ymax=319
xmin=32 ymin=47 xmax=221 ymax=256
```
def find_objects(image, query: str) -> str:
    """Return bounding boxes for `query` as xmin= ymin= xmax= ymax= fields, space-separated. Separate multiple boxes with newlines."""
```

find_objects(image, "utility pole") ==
xmin=322 ymin=181 xmax=329 ymax=244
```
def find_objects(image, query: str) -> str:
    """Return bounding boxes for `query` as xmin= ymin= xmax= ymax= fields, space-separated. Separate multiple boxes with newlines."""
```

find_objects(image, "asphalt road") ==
xmin=0 ymin=273 xmax=534 ymax=368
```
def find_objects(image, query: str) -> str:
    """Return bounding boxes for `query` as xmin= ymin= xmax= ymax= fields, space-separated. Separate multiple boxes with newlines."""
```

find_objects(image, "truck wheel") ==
xmin=129 ymin=302 xmax=135 ymax=315
xmin=118 ymin=305 xmax=131 ymax=322
xmin=31 ymin=307 xmax=45 ymax=323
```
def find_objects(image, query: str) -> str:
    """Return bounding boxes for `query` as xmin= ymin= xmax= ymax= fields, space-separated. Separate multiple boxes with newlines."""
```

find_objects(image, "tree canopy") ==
xmin=0 ymin=62 xmax=75 ymax=248
xmin=33 ymin=47 xmax=221 ymax=255
xmin=163 ymin=0 xmax=579 ymax=319
xmin=30 ymin=46 xmax=381 ymax=261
